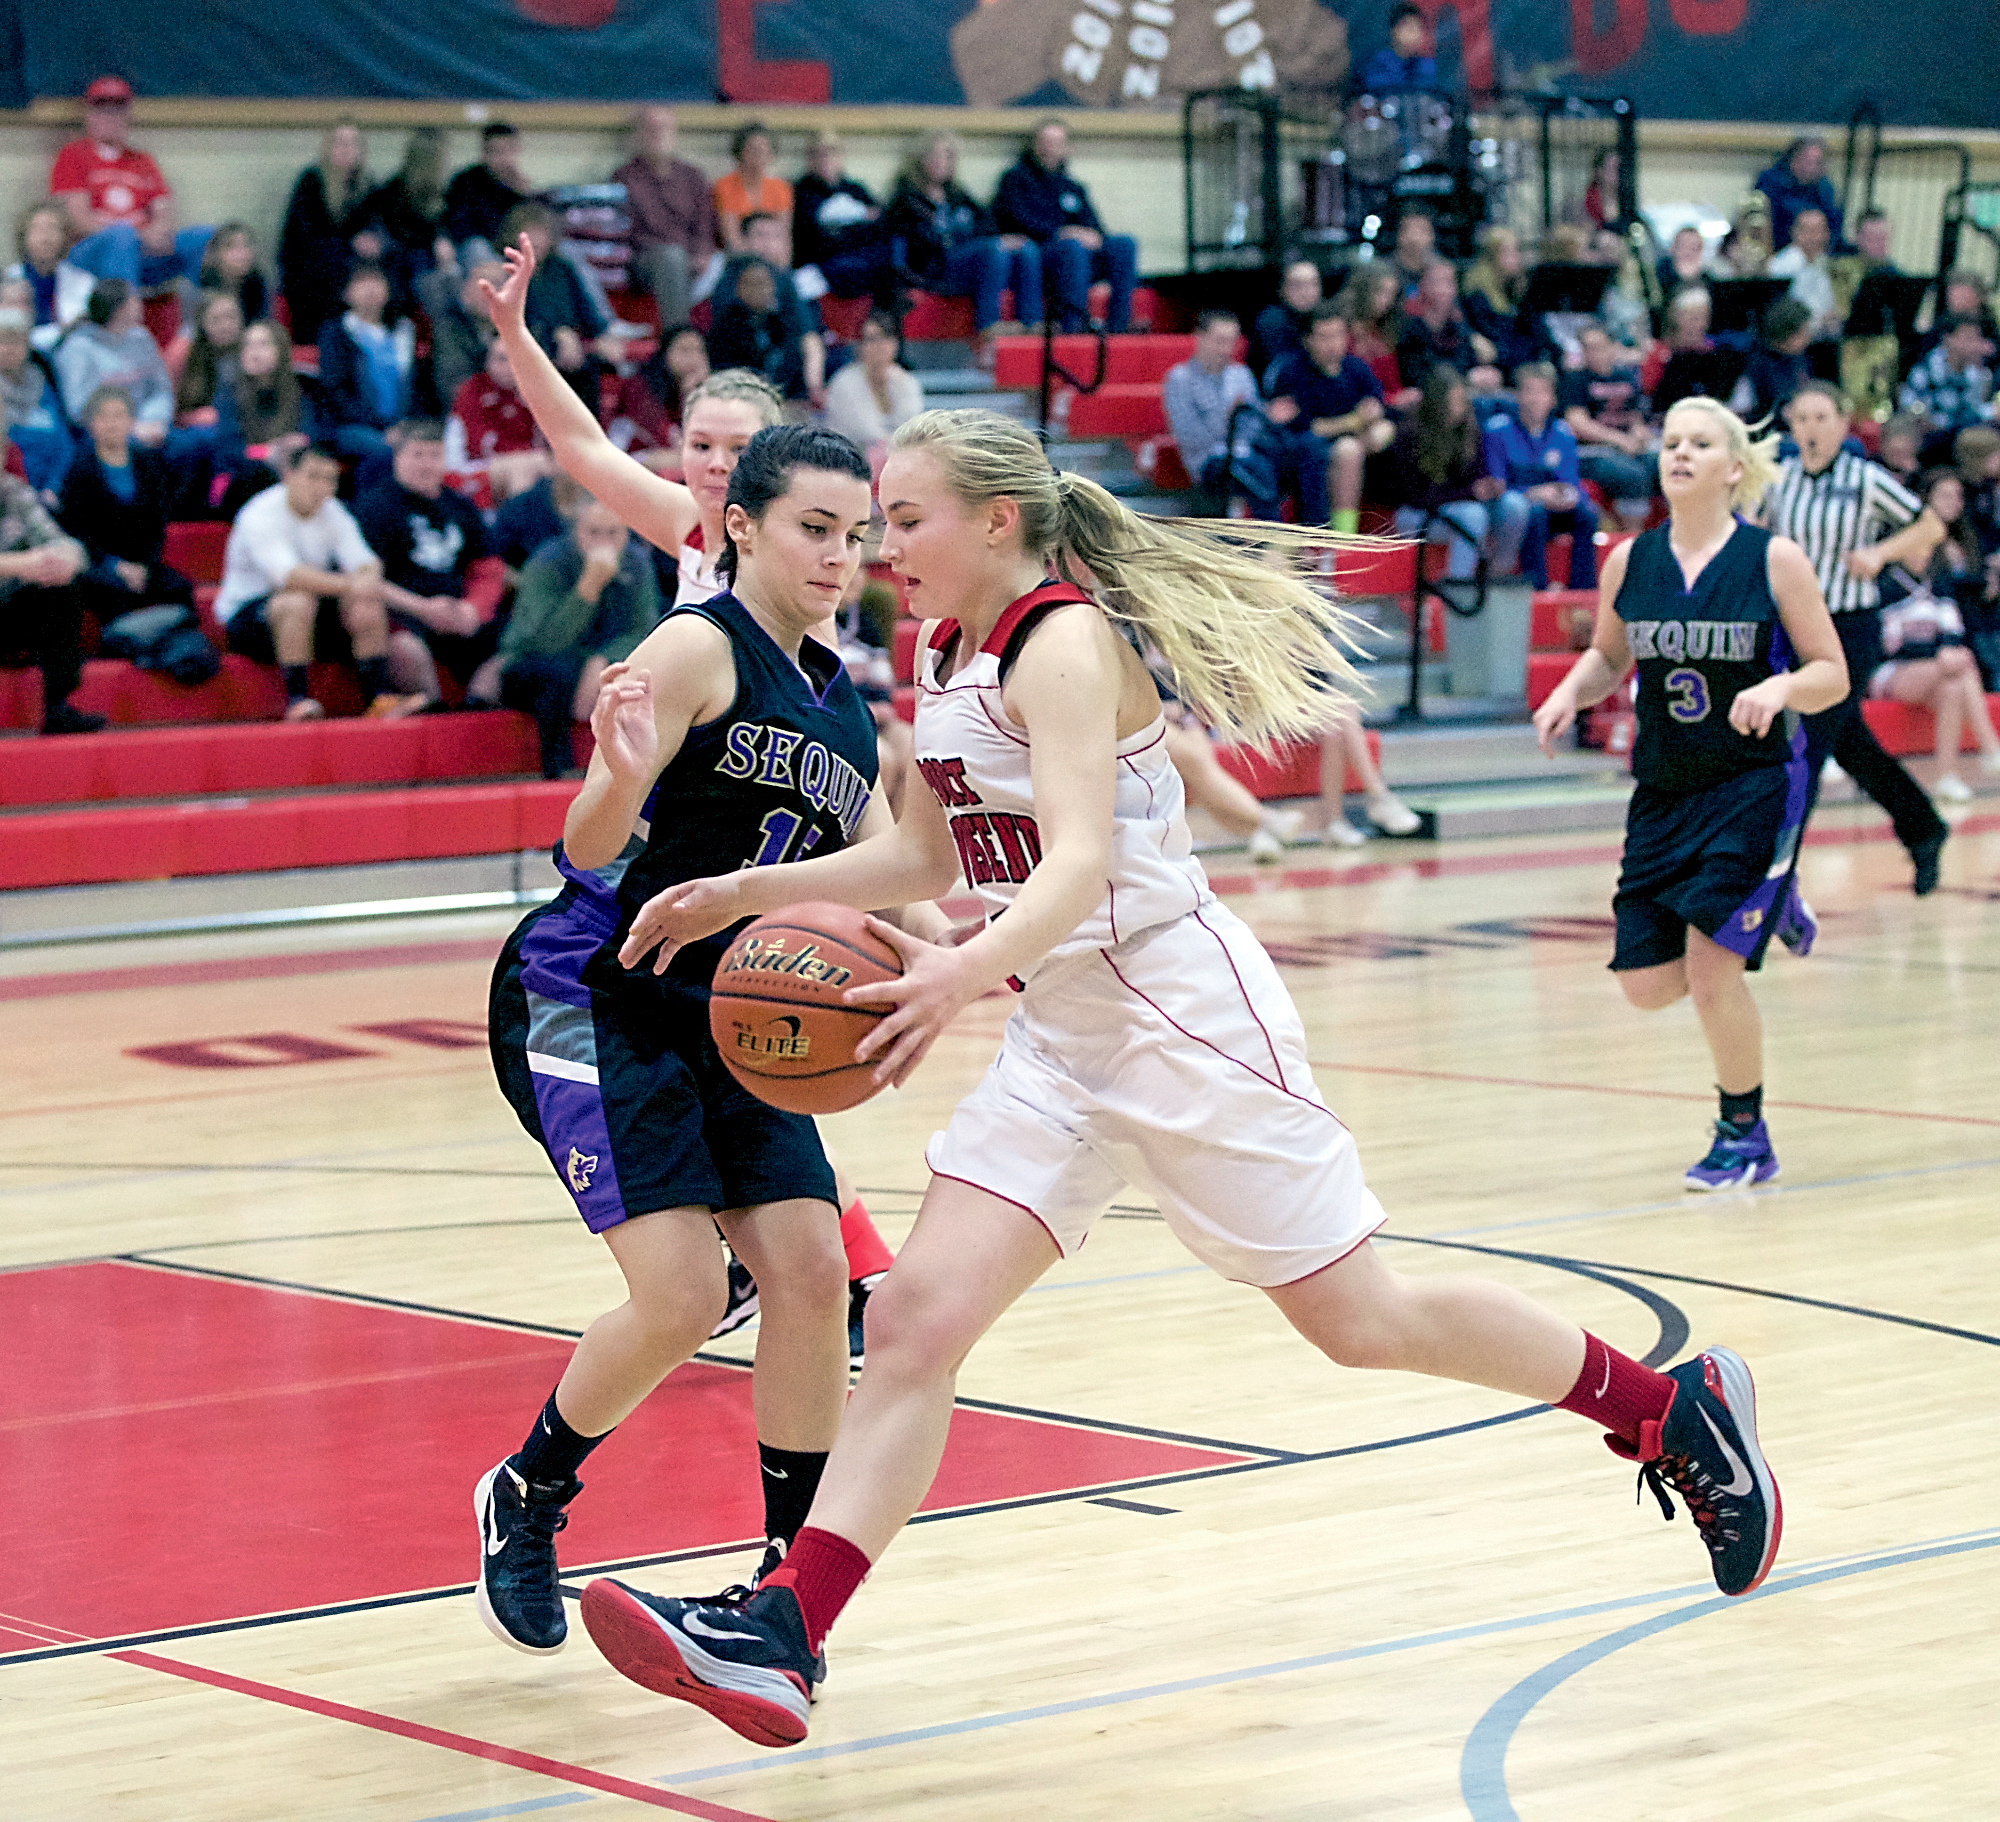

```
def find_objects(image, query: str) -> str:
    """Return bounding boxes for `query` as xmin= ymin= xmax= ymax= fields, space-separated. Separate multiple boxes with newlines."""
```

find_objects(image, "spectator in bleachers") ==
xmin=1337 ymin=265 xmax=1411 ymax=403
xmin=1586 ymin=226 xmax=1654 ymax=349
xmin=1733 ymin=296 xmax=1815 ymax=428
xmin=192 ymin=223 xmax=270 ymax=327
xmin=9 ymin=203 xmax=93 ymax=352
xmin=0 ymin=308 xmax=76 ymax=496
xmin=1899 ymin=315 xmax=1995 ymax=440
xmin=608 ymin=324 xmax=709 ymax=472
xmin=1715 ymin=210 xmax=1772 ymax=279
xmin=1930 ymin=270 xmax=1998 ymax=348
xmin=279 ymin=124 xmax=376 ymax=346
xmin=1266 ymin=303 xmax=1396 ymax=534
xmin=1655 ymin=224 xmax=1714 ymax=303
xmin=1250 ymin=259 xmax=1322 ymax=385
xmin=714 ymin=123 xmax=792 ymax=256
xmin=708 ymin=259 xmax=813 ymax=404
xmin=1876 ymin=411 xmax=1925 ymax=485
xmin=1953 ymin=425 xmax=2000 ymax=687
xmin=314 ymin=262 xmax=412 ymax=484
xmin=822 ymin=313 xmax=924 ymax=468
xmin=214 ymin=440 xmax=422 ymax=722
xmin=490 ymin=468 xmax=567 ymax=573
xmin=211 ymin=318 xmax=302 ymax=515
xmin=444 ymin=124 xmax=534 ymax=263
xmin=1755 ymin=136 xmax=1844 ymax=254
xmin=1358 ymin=3 xmax=1439 ymax=91
xmin=710 ymin=216 xmax=827 ymax=406
xmin=49 ymin=76 xmax=213 ymax=293
xmin=1462 ymin=226 xmax=1549 ymax=378
xmin=447 ymin=338 xmax=547 ymax=501
xmin=1381 ymin=366 xmax=1503 ymax=580
xmin=361 ymin=128 xmax=452 ymax=295
xmin=174 ymin=290 xmax=245 ymax=420
xmin=884 ymin=131 xmax=1041 ymax=347
xmin=1852 ymin=209 xmax=1897 ymax=275
xmin=1163 ymin=308 xmax=1300 ymax=520
xmin=1561 ymin=321 xmax=1655 ymax=530
xmin=0 ymin=466 xmax=97 ymax=732
xmin=416 ymin=256 xmax=504 ymax=410
xmin=1867 ymin=468 xmax=2000 ymax=801
xmin=1766 ymin=207 xmax=1838 ymax=342
xmin=57 ymin=383 xmax=194 ymax=627
xmin=1388 ymin=209 xmax=1436 ymax=294
xmin=1484 ymin=361 xmax=1597 ymax=588
xmin=793 ymin=132 xmax=897 ymax=310
xmin=1640 ymin=286 xmax=1718 ymax=411
xmin=499 ymin=201 xmax=623 ymax=409
xmin=1396 ymin=259 xmax=1499 ymax=394
xmin=498 ymin=486 xmax=660 ymax=776
xmin=613 ymin=106 xmax=717 ymax=334
xmin=1580 ymin=148 xmax=1619 ymax=230
xmin=993 ymin=121 xmax=1138 ymax=335
xmin=354 ymin=418 xmax=497 ymax=708
xmin=53 ymin=280 xmax=176 ymax=452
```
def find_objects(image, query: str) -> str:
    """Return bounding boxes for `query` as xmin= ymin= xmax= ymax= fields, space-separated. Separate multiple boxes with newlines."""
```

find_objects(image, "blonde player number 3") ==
xmin=591 ymin=409 xmax=1784 ymax=1752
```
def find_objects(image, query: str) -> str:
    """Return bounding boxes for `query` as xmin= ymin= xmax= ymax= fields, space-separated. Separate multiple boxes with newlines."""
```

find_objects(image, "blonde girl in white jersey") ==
xmin=582 ymin=408 xmax=1784 ymax=1748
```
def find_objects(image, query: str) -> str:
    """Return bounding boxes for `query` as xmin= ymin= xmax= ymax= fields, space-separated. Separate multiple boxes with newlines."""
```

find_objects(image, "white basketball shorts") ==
xmin=925 ymin=901 xmax=1386 ymax=1286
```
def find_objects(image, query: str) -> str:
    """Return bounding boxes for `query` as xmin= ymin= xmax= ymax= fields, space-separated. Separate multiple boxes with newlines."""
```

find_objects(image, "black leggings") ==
xmin=501 ymin=651 xmax=585 ymax=778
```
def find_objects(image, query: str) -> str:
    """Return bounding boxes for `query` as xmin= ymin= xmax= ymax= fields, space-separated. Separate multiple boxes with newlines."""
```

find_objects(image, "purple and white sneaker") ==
xmin=1685 ymin=1119 xmax=1779 ymax=1192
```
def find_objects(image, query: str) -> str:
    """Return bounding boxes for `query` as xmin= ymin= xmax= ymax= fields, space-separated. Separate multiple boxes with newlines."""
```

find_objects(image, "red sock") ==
xmin=759 ymin=1526 xmax=872 ymax=1652
xmin=838 ymin=1198 xmax=895 ymax=1282
xmin=1555 ymin=1333 xmax=1677 ymax=1459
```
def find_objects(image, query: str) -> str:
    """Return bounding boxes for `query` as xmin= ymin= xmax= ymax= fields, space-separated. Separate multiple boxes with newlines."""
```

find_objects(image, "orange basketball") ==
xmin=708 ymin=902 xmax=903 ymax=1114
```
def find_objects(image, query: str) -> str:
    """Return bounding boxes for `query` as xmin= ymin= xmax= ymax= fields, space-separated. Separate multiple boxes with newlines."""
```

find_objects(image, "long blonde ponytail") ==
xmin=891 ymin=409 xmax=1368 ymax=745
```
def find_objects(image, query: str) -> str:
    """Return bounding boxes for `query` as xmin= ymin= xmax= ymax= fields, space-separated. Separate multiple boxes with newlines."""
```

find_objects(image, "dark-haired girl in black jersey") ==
xmin=476 ymin=242 xmax=947 ymax=1660
xmin=1534 ymin=396 xmax=1849 ymax=1190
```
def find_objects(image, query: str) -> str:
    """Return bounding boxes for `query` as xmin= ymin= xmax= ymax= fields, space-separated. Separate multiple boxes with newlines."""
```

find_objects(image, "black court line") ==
xmin=1088 ymin=1497 xmax=1179 ymax=1515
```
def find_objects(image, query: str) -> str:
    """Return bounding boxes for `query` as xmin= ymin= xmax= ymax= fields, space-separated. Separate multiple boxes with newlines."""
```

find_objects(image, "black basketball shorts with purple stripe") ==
xmin=489 ymin=887 xmax=838 ymax=1230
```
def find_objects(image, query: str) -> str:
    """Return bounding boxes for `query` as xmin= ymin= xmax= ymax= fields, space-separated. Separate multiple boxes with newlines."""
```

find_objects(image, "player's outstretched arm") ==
xmin=477 ymin=238 xmax=699 ymax=556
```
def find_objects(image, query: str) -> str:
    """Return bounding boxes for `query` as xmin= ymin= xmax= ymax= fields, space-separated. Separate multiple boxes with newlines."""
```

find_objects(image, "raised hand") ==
xmin=475 ymin=235 xmax=539 ymax=333
xmin=618 ymin=874 xmax=751 ymax=974
xmin=845 ymin=916 xmax=974 ymax=1088
xmin=589 ymin=662 xmax=658 ymax=786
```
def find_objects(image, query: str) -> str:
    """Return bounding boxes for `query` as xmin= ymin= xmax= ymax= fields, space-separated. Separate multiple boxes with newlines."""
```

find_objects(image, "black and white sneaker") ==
xmin=580 ymin=1580 xmax=817 ymax=1746
xmin=696 ymin=1539 xmax=827 ymax=1700
xmin=848 ymin=1272 xmax=883 ymax=1364
xmin=710 ymin=1257 xmax=760 ymax=1339
xmin=1610 ymin=1347 xmax=1782 ymax=1597
xmin=473 ymin=1460 xmax=579 ymax=1654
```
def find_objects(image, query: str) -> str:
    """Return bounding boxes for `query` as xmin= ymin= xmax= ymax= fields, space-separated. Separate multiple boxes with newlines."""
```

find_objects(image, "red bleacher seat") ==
xmin=1862 ymin=695 xmax=2000 ymax=756
xmin=991 ymin=331 xmax=1207 ymax=393
xmin=892 ymin=618 xmax=921 ymax=685
xmin=1526 ymin=652 xmax=1574 ymax=711
xmin=901 ymin=292 xmax=979 ymax=342
xmin=817 ymin=294 xmax=872 ymax=340
xmin=1065 ymin=384 xmax=1166 ymax=440
xmin=1137 ymin=437 xmax=1194 ymax=493
xmin=1215 ymin=729 xmax=1382 ymax=802
xmin=1530 ymin=589 xmax=1597 ymax=651
xmin=163 ymin=521 xmax=229 ymax=585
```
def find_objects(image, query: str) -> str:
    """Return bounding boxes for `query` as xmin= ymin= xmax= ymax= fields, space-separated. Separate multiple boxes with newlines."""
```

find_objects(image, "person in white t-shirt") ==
xmin=821 ymin=313 xmax=924 ymax=470
xmin=215 ymin=441 xmax=425 ymax=721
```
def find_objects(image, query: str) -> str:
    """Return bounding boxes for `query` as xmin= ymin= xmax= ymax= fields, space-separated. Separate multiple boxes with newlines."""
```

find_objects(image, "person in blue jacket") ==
xmin=1485 ymin=362 xmax=1599 ymax=588
xmin=992 ymin=121 xmax=1137 ymax=335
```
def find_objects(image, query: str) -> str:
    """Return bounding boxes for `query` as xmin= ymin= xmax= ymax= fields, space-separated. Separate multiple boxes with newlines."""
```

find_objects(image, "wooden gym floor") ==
xmin=5 ymin=798 xmax=1999 ymax=1821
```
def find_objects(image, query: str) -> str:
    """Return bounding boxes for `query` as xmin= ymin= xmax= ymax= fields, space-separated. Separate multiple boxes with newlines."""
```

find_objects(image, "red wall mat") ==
xmin=1216 ymin=728 xmax=1381 ymax=802
xmin=1 ymin=1262 xmax=1246 ymax=1644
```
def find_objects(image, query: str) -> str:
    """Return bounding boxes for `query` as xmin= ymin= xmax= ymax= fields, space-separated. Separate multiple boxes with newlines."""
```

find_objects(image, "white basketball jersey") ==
xmin=675 ymin=524 xmax=723 ymax=607
xmin=913 ymin=583 xmax=1212 ymax=975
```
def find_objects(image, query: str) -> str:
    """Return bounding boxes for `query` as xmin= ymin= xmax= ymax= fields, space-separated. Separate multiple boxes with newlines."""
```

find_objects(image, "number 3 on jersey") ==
xmin=1663 ymin=667 xmax=1710 ymax=723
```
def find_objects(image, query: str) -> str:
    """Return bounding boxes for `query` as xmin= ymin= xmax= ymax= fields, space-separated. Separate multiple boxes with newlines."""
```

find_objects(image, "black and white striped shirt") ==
xmin=1764 ymin=452 xmax=1920 ymax=614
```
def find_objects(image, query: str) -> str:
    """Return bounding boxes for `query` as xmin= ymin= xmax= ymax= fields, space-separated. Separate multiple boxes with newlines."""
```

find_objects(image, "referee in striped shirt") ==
xmin=1765 ymin=383 xmax=1950 ymax=892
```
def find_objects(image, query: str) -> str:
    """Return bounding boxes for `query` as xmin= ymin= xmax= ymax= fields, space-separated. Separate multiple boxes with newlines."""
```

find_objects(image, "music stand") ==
xmin=1844 ymin=271 xmax=1931 ymax=343
xmin=1650 ymin=347 xmax=1748 ymax=415
xmin=1519 ymin=262 xmax=1614 ymax=317
xmin=1707 ymin=278 xmax=1790 ymax=337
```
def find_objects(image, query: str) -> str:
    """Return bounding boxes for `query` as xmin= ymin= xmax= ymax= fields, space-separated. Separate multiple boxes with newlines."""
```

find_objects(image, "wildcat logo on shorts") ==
xmin=735 ymin=1014 xmax=811 ymax=1061
xmin=1740 ymin=908 xmax=1764 ymax=933
xmin=566 ymin=1146 xmax=598 ymax=1191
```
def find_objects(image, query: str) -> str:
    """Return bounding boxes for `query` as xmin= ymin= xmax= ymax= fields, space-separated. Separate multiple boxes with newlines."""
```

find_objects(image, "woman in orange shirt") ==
xmin=713 ymin=122 xmax=793 ymax=254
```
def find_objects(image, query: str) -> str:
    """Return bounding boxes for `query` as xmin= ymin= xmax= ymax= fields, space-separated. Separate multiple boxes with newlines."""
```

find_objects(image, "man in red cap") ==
xmin=49 ymin=76 xmax=213 ymax=292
